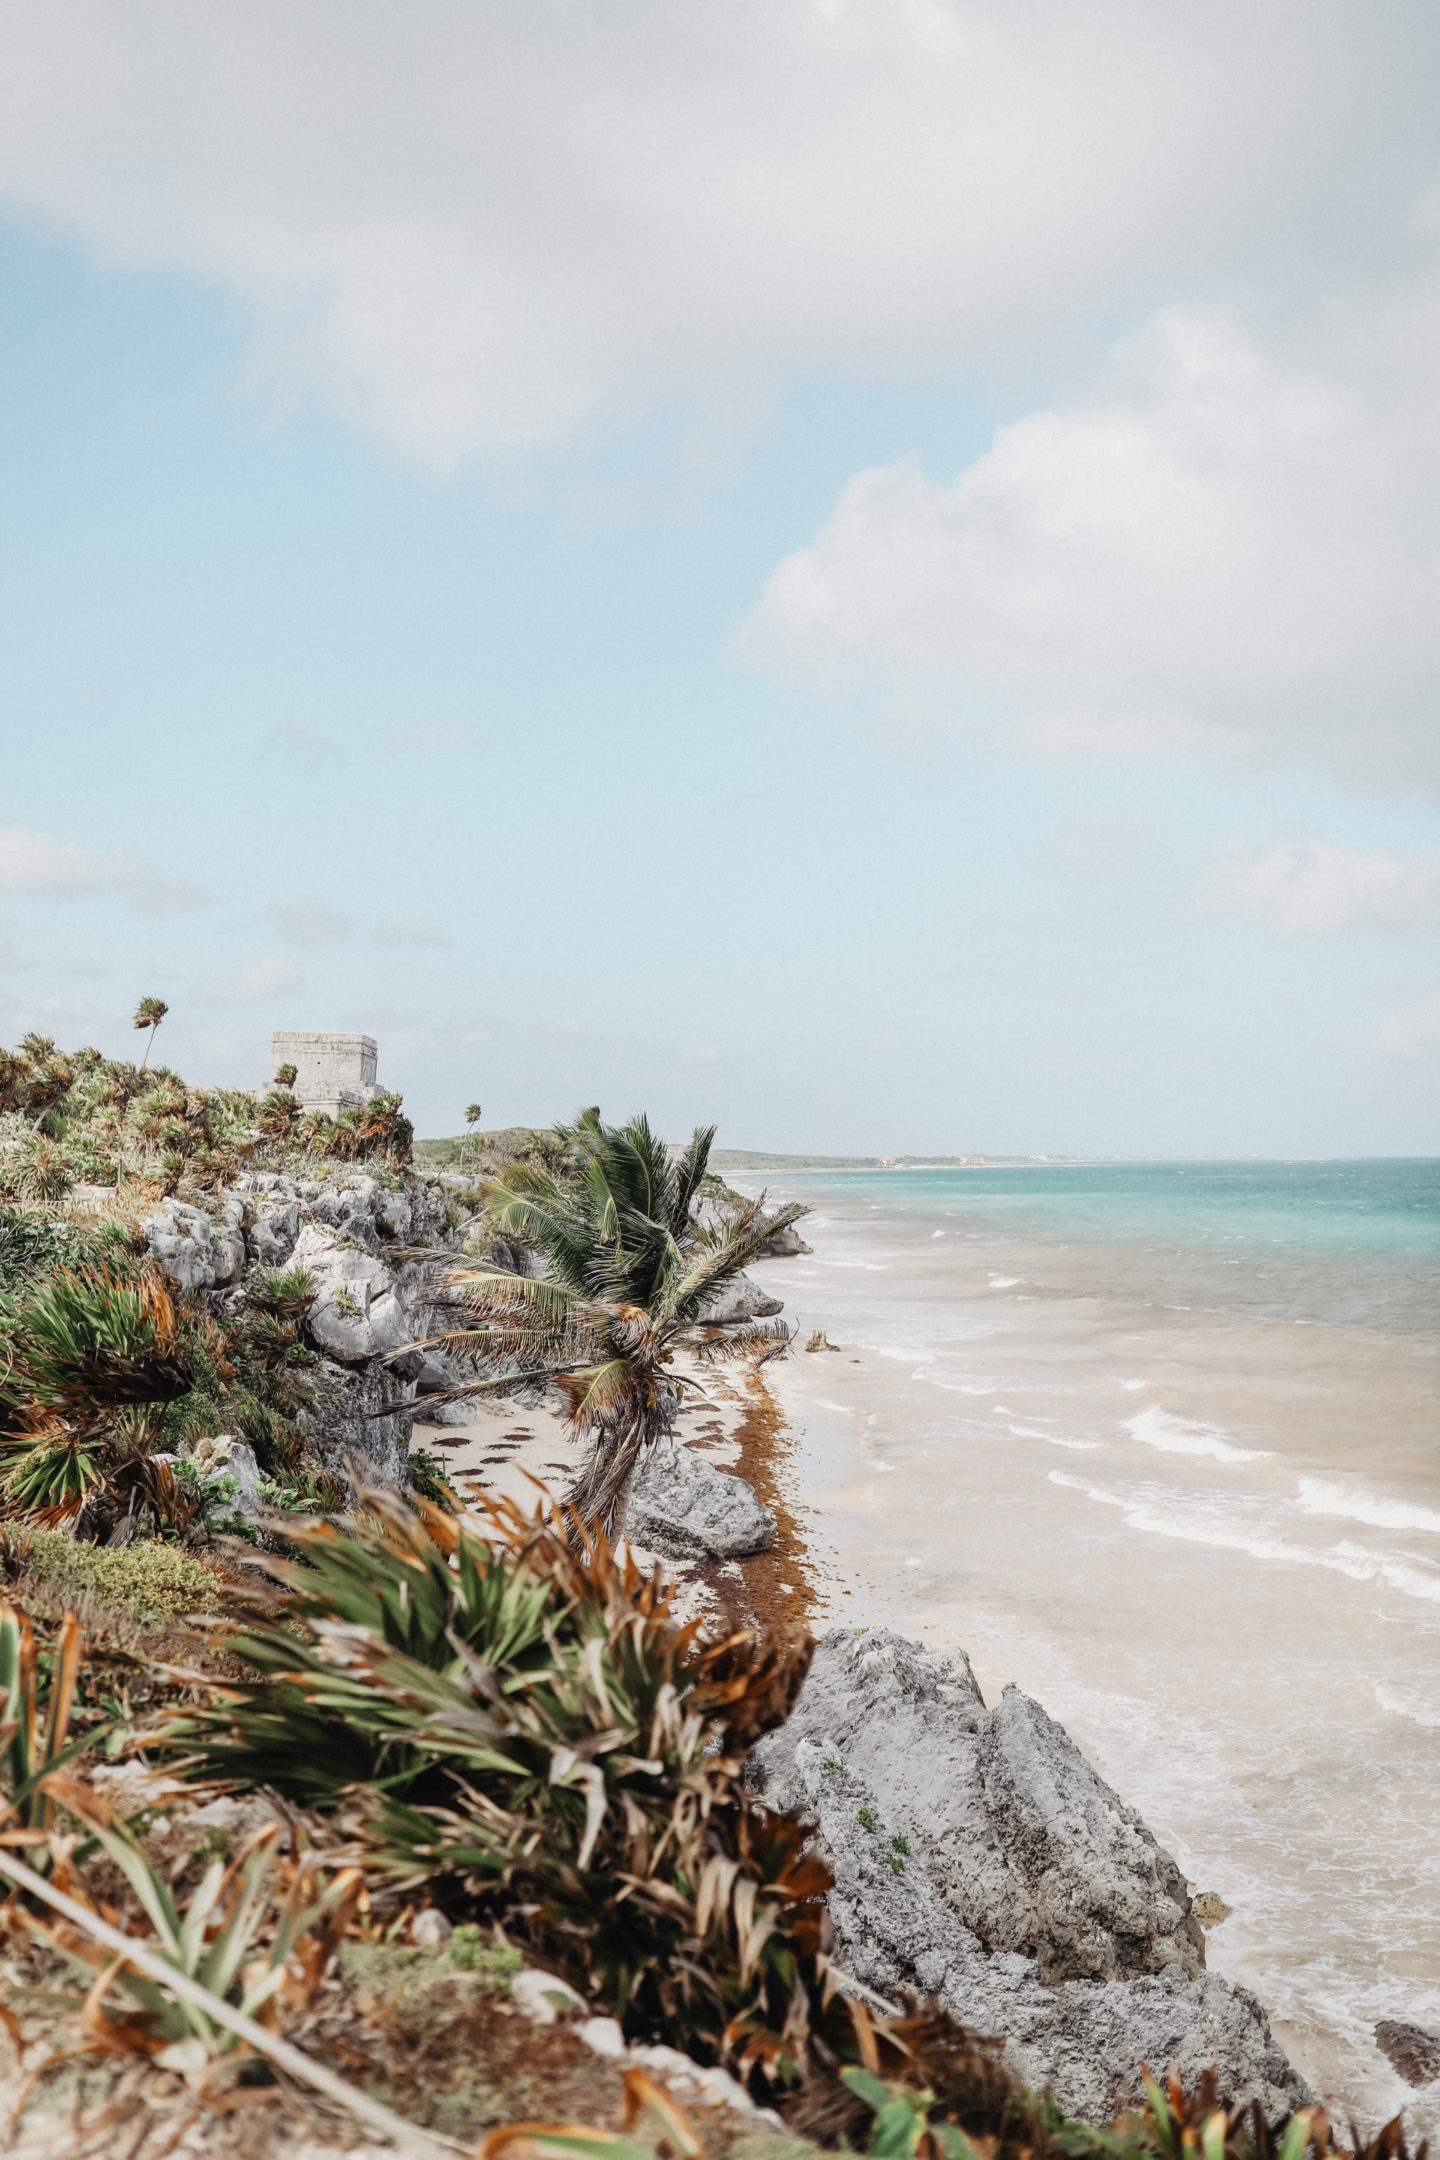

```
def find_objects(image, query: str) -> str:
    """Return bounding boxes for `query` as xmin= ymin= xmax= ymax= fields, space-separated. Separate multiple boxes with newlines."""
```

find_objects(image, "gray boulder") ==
xmin=1376 ymin=2020 xmax=1440 ymax=2087
xmin=246 ymin=1199 xmax=300 ymax=1268
xmin=143 ymin=1200 xmax=245 ymax=1293
xmin=186 ymin=1435 xmax=267 ymax=1517
xmin=300 ymin=1357 xmax=414 ymax=1487
xmin=292 ymin=1224 xmax=421 ymax=1367
xmin=307 ymin=1175 xmax=411 ymax=1250
xmin=748 ymin=1628 xmax=1307 ymax=2124
xmin=694 ymin=1271 xmax=783 ymax=1326
xmin=627 ymin=1439 xmax=777 ymax=1558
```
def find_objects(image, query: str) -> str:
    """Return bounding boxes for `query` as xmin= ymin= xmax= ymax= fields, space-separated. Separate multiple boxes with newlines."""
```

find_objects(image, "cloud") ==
xmin=0 ymin=5 xmax=1430 ymax=465
xmin=268 ymin=898 xmax=353 ymax=945
xmin=202 ymin=956 xmax=300 ymax=1005
xmin=1376 ymin=992 xmax=1440 ymax=1058
xmin=750 ymin=308 xmax=1440 ymax=787
xmin=1198 ymin=840 xmax=1440 ymax=936
xmin=0 ymin=824 xmax=145 ymax=895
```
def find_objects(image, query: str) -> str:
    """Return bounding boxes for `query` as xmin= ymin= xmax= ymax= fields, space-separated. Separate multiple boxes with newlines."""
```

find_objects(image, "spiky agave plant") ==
xmin=156 ymin=1485 xmax=847 ymax=2080
xmin=394 ymin=1110 xmax=803 ymax=1533
xmin=0 ymin=1264 xmax=193 ymax=1524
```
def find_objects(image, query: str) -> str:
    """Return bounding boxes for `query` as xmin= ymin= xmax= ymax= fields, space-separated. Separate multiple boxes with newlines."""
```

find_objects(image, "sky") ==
xmin=0 ymin=0 xmax=1438 ymax=1159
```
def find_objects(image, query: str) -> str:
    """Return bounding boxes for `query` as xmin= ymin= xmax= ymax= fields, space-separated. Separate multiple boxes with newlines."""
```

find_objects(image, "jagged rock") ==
xmin=236 ymin=1173 xmax=299 ymax=1200
xmin=301 ymin=1356 xmax=414 ymax=1486
xmin=186 ymin=1434 xmax=266 ymax=1515
xmin=748 ymin=1627 xmax=1308 ymax=2124
xmin=627 ymin=1439 xmax=777 ymax=1558
xmin=246 ymin=1199 xmax=300 ymax=1268
xmin=143 ymin=1200 xmax=244 ymax=1292
xmin=759 ymin=1222 xmax=812 ymax=1257
xmin=694 ymin=1271 xmax=783 ymax=1326
xmin=292 ymin=1223 xmax=421 ymax=1366
xmin=1376 ymin=2020 xmax=1440 ymax=2087
xmin=306 ymin=1174 xmax=410 ymax=1249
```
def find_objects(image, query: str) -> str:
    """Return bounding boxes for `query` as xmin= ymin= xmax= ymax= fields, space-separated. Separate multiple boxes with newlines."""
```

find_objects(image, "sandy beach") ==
xmin=411 ymin=1156 xmax=1440 ymax=2138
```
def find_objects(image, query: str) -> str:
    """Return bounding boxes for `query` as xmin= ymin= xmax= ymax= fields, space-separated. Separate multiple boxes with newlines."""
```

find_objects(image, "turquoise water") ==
xmin=769 ymin=1159 xmax=1440 ymax=1335
xmin=734 ymin=1158 xmax=1440 ymax=2119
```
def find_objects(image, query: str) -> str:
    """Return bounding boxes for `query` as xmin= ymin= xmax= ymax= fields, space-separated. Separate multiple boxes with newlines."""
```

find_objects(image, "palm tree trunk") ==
xmin=566 ymin=1380 xmax=682 ymax=1544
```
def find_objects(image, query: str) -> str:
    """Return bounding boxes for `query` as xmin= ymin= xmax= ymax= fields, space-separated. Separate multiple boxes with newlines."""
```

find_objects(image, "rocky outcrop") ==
xmin=1375 ymin=2020 xmax=1440 ymax=2087
xmin=186 ymin=1434 xmax=267 ymax=1516
xmin=694 ymin=1271 xmax=784 ymax=1326
xmin=142 ymin=1198 xmax=246 ymax=1292
xmin=627 ymin=1440 xmax=777 ymax=1558
xmin=300 ymin=1356 xmax=415 ymax=1486
xmin=748 ymin=1628 xmax=1308 ymax=2125
xmin=143 ymin=1169 xmax=466 ymax=1490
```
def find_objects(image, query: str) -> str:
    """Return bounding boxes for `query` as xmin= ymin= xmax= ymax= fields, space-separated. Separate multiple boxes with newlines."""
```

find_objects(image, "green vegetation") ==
xmin=3 ymin=1530 xmax=222 ymax=1623
xmin=407 ymin=1108 xmax=802 ymax=1531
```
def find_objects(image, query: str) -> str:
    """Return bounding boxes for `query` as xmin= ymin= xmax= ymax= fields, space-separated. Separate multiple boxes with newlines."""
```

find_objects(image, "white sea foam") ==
xmin=1050 ymin=1474 xmax=1440 ymax=1604
xmin=1374 ymin=1682 xmax=1440 ymax=1728
xmin=1049 ymin=1472 xmax=1375 ymax=1578
xmin=1298 ymin=1478 xmax=1440 ymax=1536
xmin=1007 ymin=1422 xmax=1100 ymax=1450
xmin=1120 ymin=1379 xmax=1147 ymax=1392
xmin=989 ymin=1274 xmax=1022 ymax=1288
xmin=932 ymin=1230 xmax=946 ymax=1238
xmin=1335 ymin=1541 xmax=1440 ymax=1603
xmin=1124 ymin=1406 xmax=1268 ymax=1463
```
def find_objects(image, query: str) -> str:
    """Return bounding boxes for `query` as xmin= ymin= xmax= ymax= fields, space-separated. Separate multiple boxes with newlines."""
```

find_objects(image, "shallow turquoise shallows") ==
xmin=773 ymin=1159 xmax=1440 ymax=1336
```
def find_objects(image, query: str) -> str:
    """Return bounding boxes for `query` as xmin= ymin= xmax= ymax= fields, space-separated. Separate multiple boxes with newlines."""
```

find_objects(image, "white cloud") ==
xmin=1377 ymin=992 xmax=1440 ymax=1058
xmin=0 ymin=4 xmax=1429 ymax=464
xmin=0 ymin=824 xmax=145 ymax=895
xmin=203 ymin=956 xmax=300 ymax=1005
xmin=751 ymin=309 xmax=1440 ymax=786
xmin=1198 ymin=840 xmax=1440 ymax=936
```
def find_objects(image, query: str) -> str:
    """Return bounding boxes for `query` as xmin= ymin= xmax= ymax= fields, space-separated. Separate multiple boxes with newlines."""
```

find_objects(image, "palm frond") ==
xmin=553 ymin=1359 xmax=641 ymax=1432
xmin=662 ymin=1199 xmax=807 ymax=1323
xmin=668 ymin=1124 xmax=715 ymax=1234
xmin=691 ymin=1320 xmax=794 ymax=1365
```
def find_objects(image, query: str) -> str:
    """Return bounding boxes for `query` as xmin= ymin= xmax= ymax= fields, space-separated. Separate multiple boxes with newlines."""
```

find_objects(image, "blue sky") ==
xmin=1 ymin=3 xmax=1438 ymax=1157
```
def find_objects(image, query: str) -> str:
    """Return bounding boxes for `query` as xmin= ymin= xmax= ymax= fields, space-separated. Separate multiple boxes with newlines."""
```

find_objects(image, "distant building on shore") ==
xmin=271 ymin=1030 xmax=379 ymax=1118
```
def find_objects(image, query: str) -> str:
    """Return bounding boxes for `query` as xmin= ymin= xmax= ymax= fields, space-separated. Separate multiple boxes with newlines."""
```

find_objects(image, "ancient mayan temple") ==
xmin=271 ymin=1031 xmax=379 ymax=1117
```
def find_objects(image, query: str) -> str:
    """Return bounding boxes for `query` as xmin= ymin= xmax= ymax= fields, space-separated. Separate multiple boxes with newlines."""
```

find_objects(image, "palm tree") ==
xmin=462 ymin=1100 xmax=482 ymax=1170
xmin=396 ymin=1110 xmax=803 ymax=1536
xmin=132 ymin=997 xmax=169 ymax=1073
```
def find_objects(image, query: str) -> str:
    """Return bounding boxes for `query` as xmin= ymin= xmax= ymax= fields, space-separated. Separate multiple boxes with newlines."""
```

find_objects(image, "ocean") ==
xmin=731 ymin=1159 xmax=1440 ymax=2130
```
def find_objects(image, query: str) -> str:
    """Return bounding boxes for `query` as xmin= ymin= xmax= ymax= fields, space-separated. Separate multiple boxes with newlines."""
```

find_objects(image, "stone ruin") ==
xmin=271 ymin=1031 xmax=379 ymax=1118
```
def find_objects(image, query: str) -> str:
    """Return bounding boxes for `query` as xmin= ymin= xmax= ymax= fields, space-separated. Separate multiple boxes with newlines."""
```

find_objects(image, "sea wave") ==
xmin=1298 ymin=1478 xmax=1440 ymax=1536
xmin=1049 ymin=1473 xmax=1440 ymax=1603
xmin=1374 ymin=1682 xmax=1440 ymax=1728
xmin=1008 ymin=1423 xmax=1101 ymax=1449
xmin=1124 ymin=1406 xmax=1268 ymax=1463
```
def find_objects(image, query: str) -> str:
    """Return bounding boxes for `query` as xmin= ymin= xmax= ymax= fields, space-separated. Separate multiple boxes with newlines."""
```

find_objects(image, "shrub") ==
xmin=7 ymin=1530 xmax=223 ymax=1624
xmin=155 ymin=1487 xmax=849 ymax=2086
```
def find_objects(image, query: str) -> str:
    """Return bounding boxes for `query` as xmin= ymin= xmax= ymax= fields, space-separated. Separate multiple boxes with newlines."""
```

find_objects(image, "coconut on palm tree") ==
xmin=395 ymin=1110 xmax=803 ymax=1535
xmin=132 ymin=997 xmax=168 ymax=1073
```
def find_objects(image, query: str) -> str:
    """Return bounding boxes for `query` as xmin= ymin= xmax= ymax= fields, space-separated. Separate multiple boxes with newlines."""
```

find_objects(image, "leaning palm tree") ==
xmin=393 ymin=1110 xmax=803 ymax=1536
xmin=132 ymin=997 xmax=168 ymax=1073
